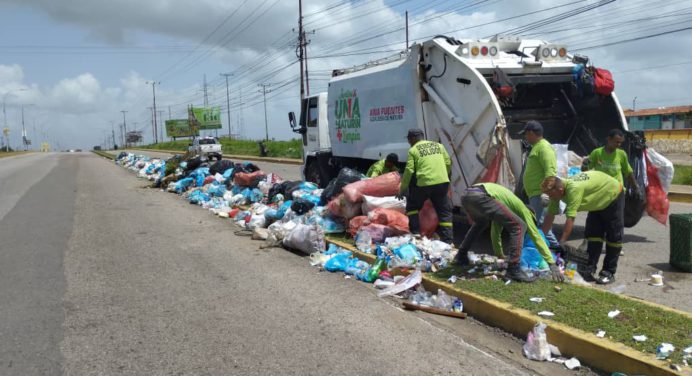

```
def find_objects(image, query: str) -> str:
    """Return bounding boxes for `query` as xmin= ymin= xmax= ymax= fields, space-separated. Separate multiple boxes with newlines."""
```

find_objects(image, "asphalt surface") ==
xmin=2 ymin=151 xmax=606 ymax=375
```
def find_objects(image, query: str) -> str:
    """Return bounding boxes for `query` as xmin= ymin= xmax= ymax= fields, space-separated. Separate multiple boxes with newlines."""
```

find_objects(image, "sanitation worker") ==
xmin=366 ymin=153 xmax=399 ymax=177
xmin=396 ymin=129 xmax=453 ymax=244
xmin=520 ymin=120 xmax=560 ymax=248
xmin=541 ymin=171 xmax=623 ymax=284
xmin=453 ymin=183 xmax=564 ymax=283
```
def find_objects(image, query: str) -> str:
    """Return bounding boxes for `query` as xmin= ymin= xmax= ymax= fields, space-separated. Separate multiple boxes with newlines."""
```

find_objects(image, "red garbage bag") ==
xmin=203 ymin=176 xmax=215 ymax=185
xmin=357 ymin=223 xmax=406 ymax=243
xmin=644 ymin=149 xmax=669 ymax=225
xmin=419 ymin=200 xmax=439 ymax=238
xmin=342 ymin=172 xmax=400 ymax=203
xmin=348 ymin=215 xmax=369 ymax=236
xmin=234 ymin=170 xmax=266 ymax=187
xmin=367 ymin=208 xmax=409 ymax=232
xmin=327 ymin=193 xmax=362 ymax=219
xmin=480 ymin=148 xmax=503 ymax=183
xmin=228 ymin=208 xmax=240 ymax=218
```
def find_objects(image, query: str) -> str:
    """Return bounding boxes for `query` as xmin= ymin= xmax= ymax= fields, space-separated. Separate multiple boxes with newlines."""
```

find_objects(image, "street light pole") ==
xmin=121 ymin=110 xmax=128 ymax=147
xmin=3 ymin=88 xmax=28 ymax=152
xmin=146 ymin=81 xmax=160 ymax=144
xmin=632 ymin=97 xmax=638 ymax=111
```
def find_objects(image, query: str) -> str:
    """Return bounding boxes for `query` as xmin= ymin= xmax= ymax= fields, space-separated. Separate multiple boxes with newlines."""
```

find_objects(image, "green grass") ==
xmin=324 ymin=235 xmax=691 ymax=364
xmin=672 ymin=165 xmax=692 ymax=186
xmin=0 ymin=151 xmax=30 ymax=158
xmin=140 ymin=138 xmax=303 ymax=159
xmin=431 ymin=266 xmax=691 ymax=364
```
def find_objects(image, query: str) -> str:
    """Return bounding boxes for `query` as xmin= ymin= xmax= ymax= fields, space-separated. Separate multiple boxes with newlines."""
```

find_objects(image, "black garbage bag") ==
xmin=116 ymin=151 xmax=128 ymax=160
xmin=291 ymin=198 xmax=315 ymax=215
xmin=624 ymin=132 xmax=647 ymax=228
xmin=320 ymin=167 xmax=364 ymax=204
xmin=266 ymin=181 xmax=303 ymax=201
xmin=185 ymin=156 xmax=206 ymax=171
xmin=209 ymin=159 xmax=234 ymax=175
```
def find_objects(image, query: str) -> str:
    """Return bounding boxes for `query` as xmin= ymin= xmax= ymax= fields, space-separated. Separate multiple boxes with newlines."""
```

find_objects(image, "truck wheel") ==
xmin=305 ymin=161 xmax=323 ymax=187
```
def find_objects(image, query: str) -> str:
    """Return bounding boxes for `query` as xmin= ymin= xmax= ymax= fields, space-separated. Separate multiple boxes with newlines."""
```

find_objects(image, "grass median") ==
xmin=140 ymin=138 xmax=303 ymax=159
xmin=672 ymin=165 xmax=692 ymax=186
xmin=325 ymin=235 xmax=691 ymax=364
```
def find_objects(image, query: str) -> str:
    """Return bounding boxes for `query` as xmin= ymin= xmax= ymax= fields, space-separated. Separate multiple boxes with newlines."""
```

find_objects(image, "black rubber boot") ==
xmin=506 ymin=264 xmax=538 ymax=283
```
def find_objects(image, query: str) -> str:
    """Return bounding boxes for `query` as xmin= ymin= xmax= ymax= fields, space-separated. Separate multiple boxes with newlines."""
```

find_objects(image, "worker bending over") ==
xmin=367 ymin=153 xmax=399 ymax=177
xmin=541 ymin=171 xmax=623 ymax=284
xmin=454 ymin=183 xmax=564 ymax=283
xmin=397 ymin=129 xmax=453 ymax=244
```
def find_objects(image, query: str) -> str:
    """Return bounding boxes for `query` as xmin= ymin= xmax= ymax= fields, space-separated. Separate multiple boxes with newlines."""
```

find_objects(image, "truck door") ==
xmin=305 ymin=96 xmax=321 ymax=153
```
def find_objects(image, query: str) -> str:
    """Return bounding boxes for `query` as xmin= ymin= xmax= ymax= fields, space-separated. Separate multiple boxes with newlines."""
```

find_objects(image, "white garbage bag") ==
xmin=283 ymin=223 xmax=325 ymax=255
xmin=361 ymin=195 xmax=406 ymax=214
xmin=646 ymin=148 xmax=674 ymax=192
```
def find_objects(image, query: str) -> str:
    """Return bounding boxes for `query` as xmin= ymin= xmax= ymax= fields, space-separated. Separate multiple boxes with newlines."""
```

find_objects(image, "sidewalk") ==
xmin=669 ymin=184 xmax=692 ymax=203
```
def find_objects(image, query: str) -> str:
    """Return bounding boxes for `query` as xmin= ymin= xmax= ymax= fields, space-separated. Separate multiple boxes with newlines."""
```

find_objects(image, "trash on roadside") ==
xmin=523 ymin=322 xmax=551 ymax=361
xmin=377 ymin=269 xmax=422 ymax=298
xmin=447 ymin=275 xmax=458 ymax=284
xmin=608 ymin=310 xmax=621 ymax=318
xmin=656 ymin=343 xmax=675 ymax=359
xmin=632 ymin=335 xmax=648 ymax=342
xmin=650 ymin=272 xmax=664 ymax=286
xmin=596 ymin=330 xmax=606 ymax=338
xmin=609 ymin=284 xmax=627 ymax=294
xmin=537 ymin=311 xmax=555 ymax=317
xmin=564 ymin=357 xmax=581 ymax=370
xmin=529 ymin=297 xmax=544 ymax=303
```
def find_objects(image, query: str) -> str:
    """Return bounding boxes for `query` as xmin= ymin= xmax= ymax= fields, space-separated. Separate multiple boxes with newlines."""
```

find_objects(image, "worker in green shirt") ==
xmin=454 ymin=183 xmax=564 ymax=283
xmin=366 ymin=153 xmax=399 ymax=177
xmin=541 ymin=171 xmax=624 ymax=284
xmin=586 ymin=128 xmax=639 ymax=193
xmin=520 ymin=120 xmax=560 ymax=249
xmin=397 ymin=129 xmax=453 ymax=244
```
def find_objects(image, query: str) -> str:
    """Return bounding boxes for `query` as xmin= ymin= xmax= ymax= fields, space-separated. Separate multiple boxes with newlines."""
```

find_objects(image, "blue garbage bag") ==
xmin=276 ymin=200 xmax=292 ymax=218
xmin=344 ymin=258 xmax=370 ymax=275
xmin=188 ymin=190 xmax=211 ymax=204
xmin=302 ymin=194 xmax=321 ymax=206
xmin=520 ymin=230 xmax=552 ymax=270
xmin=222 ymin=168 xmax=234 ymax=180
xmin=324 ymin=251 xmax=353 ymax=272
xmin=322 ymin=217 xmax=345 ymax=234
xmin=207 ymin=184 xmax=226 ymax=197
xmin=298 ymin=181 xmax=318 ymax=193
xmin=174 ymin=177 xmax=194 ymax=193
xmin=264 ymin=209 xmax=280 ymax=222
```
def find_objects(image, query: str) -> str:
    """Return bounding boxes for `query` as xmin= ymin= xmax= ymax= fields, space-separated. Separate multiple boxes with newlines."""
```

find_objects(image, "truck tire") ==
xmin=305 ymin=161 xmax=324 ymax=187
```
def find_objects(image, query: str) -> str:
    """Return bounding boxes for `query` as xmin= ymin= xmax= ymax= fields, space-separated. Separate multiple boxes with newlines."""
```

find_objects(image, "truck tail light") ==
xmin=559 ymin=48 xmax=567 ymax=57
xmin=481 ymin=46 xmax=488 ymax=56
xmin=489 ymin=46 xmax=498 ymax=56
xmin=471 ymin=46 xmax=479 ymax=56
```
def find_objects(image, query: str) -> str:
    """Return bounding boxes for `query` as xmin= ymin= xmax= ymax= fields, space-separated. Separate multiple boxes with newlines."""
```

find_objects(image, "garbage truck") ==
xmin=288 ymin=35 xmax=642 ymax=212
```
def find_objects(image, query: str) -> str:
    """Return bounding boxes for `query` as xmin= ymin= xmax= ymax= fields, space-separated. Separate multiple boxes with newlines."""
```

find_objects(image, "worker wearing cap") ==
xmin=520 ymin=120 xmax=560 ymax=249
xmin=454 ymin=183 xmax=564 ymax=283
xmin=366 ymin=153 xmax=399 ymax=178
xmin=397 ymin=129 xmax=453 ymax=244
xmin=541 ymin=171 xmax=623 ymax=284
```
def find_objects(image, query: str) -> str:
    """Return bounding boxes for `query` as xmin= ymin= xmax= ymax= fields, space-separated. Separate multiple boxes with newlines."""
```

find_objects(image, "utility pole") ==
xmin=157 ymin=110 xmax=164 ymax=142
xmin=121 ymin=110 xmax=128 ymax=148
xmin=110 ymin=121 xmax=116 ymax=149
xmin=148 ymin=106 xmax=155 ymax=142
xmin=258 ymin=83 xmax=272 ymax=141
xmin=632 ymin=97 xmax=638 ymax=111
xmin=21 ymin=105 xmax=26 ymax=151
xmin=220 ymin=72 xmax=233 ymax=138
xmin=146 ymin=81 xmax=160 ymax=143
xmin=238 ymin=87 xmax=244 ymax=139
xmin=406 ymin=11 xmax=409 ymax=49
xmin=298 ymin=0 xmax=305 ymax=101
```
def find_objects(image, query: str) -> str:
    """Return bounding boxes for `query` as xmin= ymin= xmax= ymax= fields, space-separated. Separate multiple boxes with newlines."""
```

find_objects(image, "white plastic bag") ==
xmin=646 ymin=148 xmax=674 ymax=192
xmin=246 ymin=214 xmax=267 ymax=230
xmin=523 ymin=322 xmax=551 ymax=361
xmin=361 ymin=195 xmax=406 ymax=214
xmin=283 ymin=223 xmax=325 ymax=254
xmin=552 ymin=144 xmax=570 ymax=178
xmin=378 ymin=269 xmax=422 ymax=298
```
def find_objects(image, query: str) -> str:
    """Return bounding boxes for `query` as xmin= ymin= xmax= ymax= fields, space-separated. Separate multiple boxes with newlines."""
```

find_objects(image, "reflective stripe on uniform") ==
xmin=438 ymin=221 xmax=453 ymax=227
xmin=587 ymin=237 xmax=605 ymax=243
xmin=406 ymin=210 xmax=419 ymax=216
xmin=606 ymin=241 xmax=623 ymax=248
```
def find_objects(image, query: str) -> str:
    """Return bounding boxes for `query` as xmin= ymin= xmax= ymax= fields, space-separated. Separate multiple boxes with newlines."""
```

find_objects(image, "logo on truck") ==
xmin=335 ymin=89 xmax=361 ymax=143
xmin=369 ymin=105 xmax=405 ymax=122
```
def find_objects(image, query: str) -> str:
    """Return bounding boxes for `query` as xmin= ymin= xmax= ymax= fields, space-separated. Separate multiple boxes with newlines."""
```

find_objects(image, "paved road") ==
xmin=3 ymin=152 xmax=600 ymax=375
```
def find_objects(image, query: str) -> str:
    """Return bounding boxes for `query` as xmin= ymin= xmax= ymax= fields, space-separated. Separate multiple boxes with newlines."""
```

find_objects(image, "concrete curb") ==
xmin=325 ymin=237 xmax=690 ymax=376
xmin=92 ymin=150 xmax=115 ymax=160
xmin=130 ymin=148 xmax=303 ymax=165
xmin=0 ymin=151 xmax=32 ymax=159
xmin=668 ymin=190 xmax=692 ymax=204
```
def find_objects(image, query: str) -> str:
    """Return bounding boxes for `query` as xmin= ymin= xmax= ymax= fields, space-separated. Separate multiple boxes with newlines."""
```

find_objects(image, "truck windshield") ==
xmin=199 ymin=139 xmax=217 ymax=145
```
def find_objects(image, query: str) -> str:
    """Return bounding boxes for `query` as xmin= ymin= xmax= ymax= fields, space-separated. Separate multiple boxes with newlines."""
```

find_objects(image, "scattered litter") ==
xmin=537 ymin=311 xmax=555 ymax=317
xmin=650 ymin=272 xmax=664 ymax=286
xmin=523 ymin=322 xmax=551 ymax=361
xmin=608 ymin=310 xmax=621 ymax=318
xmin=670 ymin=364 xmax=682 ymax=371
xmin=632 ymin=335 xmax=648 ymax=342
xmin=549 ymin=344 xmax=561 ymax=357
xmin=529 ymin=297 xmax=544 ymax=303
xmin=564 ymin=357 xmax=581 ymax=370
xmin=656 ymin=343 xmax=675 ymax=359
xmin=377 ymin=270 xmax=422 ymax=298
xmin=609 ymin=284 xmax=626 ymax=294
xmin=447 ymin=275 xmax=458 ymax=283
xmin=344 ymin=275 xmax=351 ymax=279
xmin=505 ymin=279 xmax=512 ymax=285
xmin=596 ymin=330 xmax=606 ymax=338
xmin=554 ymin=286 xmax=562 ymax=292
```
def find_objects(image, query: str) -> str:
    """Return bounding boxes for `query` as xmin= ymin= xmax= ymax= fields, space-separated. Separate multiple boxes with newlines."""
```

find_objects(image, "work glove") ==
xmin=549 ymin=263 xmax=565 ymax=283
xmin=560 ymin=243 xmax=576 ymax=256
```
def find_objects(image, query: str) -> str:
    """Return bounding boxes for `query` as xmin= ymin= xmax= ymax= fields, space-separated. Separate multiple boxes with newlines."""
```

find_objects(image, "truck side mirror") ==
xmin=288 ymin=111 xmax=296 ymax=129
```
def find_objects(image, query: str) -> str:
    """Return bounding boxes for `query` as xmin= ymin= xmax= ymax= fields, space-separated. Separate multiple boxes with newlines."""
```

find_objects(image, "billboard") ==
xmin=190 ymin=106 xmax=222 ymax=130
xmin=166 ymin=119 xmax=198 ymax=138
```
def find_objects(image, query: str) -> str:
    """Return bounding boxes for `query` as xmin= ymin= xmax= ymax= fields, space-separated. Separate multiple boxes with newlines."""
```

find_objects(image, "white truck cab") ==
xmin=188 ymin=136 xmax=222 ymax=161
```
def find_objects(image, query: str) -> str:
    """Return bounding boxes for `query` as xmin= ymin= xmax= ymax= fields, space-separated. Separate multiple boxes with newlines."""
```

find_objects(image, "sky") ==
xmin=0 ymin=0 xmax=690 ymax=150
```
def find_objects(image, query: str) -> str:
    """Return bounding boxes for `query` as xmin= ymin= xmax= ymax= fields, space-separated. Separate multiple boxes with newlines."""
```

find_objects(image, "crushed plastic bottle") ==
xmin=355 ymin=231 xmax=373 ymax=253
xmin=564 ymin=262 xmax=577 ymax=281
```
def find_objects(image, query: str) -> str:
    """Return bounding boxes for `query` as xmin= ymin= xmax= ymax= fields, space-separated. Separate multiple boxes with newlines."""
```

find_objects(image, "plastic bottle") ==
xmin=364 ymin=258 xmax=387 ymax=283
xmin=564 ymin=262 xmax=577 ymax=281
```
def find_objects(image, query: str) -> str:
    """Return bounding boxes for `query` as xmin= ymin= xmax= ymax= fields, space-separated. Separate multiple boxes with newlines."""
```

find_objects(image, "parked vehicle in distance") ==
xmin=188 ymin=136 xmax=222 ymax=160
